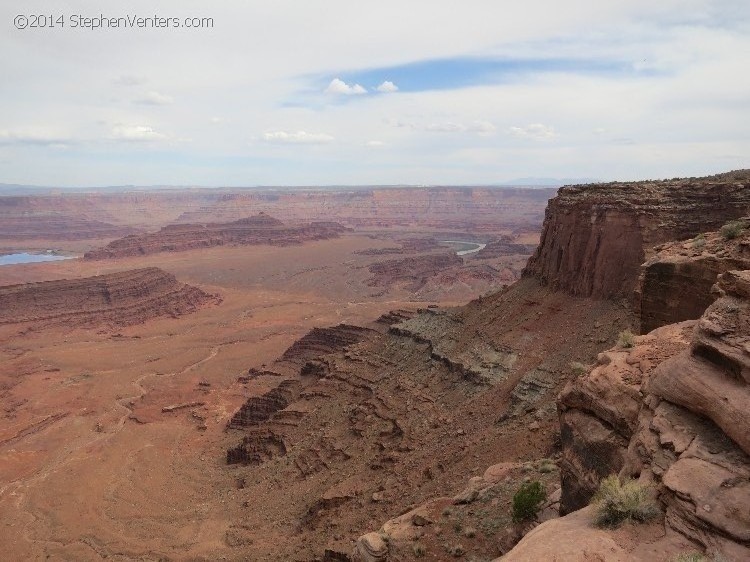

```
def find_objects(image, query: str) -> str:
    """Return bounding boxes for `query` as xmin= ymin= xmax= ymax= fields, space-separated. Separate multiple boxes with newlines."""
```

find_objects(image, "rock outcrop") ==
xmin=524 ymin=171 xmax=750 ymax=299
xmin=639 ymin=219 xmax=750 ymax=332
xmin=557 ymin=270 xmax=750 ymax=559
xmin=83 ymin=214 xmax=346 ymax=259
xmin=0 ymin=267 xmax=219 ymax=328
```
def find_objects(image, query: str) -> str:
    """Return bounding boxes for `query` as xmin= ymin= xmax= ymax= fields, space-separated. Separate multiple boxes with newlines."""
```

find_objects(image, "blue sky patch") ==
xmin=321 ymin=56 xmax=652 ymax=93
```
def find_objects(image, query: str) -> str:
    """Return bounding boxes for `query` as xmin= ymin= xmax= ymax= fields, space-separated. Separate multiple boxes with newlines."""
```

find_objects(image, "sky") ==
xmin=1 ymin=0 xmax=748 ymax=187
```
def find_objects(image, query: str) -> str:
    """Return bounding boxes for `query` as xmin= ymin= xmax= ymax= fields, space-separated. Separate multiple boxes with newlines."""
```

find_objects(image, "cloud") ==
xmin=0 ymin=129 xmax=72 ymax=146
xmin=262 ymin=130 xmax=334 ymax=144
xmin=376 ymin=80 xmax=399 ymax=93
xmin=509 ymin=123 xmax=557 ymax=140
xmin=113 ymin=75 xmax=146 ymax=86
xmin=136 ymin=91 xmax=174 ymax=105
xmin=366 ymin=140 xmax=386 ymax=147
xmin=395 ymin=119 xmax=496 ymax=135
xmin=111 ymin=125 xmax=168 ymax=142
xmin=324 ymin=78 xmax=367 ymax=95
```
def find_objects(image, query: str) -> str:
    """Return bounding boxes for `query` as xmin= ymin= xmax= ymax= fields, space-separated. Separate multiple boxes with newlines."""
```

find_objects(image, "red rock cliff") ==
xmin=524 ymin=171 xmax=750 ymax=299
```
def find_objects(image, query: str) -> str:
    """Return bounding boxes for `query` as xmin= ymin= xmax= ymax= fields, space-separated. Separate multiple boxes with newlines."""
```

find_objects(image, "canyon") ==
xmin=0 ymin=173 xmax=748 ymax=561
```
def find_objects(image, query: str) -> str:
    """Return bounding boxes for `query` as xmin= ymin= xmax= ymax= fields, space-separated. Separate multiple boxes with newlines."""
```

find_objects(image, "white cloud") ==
xmin=111 ymin=125 xmax=168 ymax=142
xmin=366 ymin=140 xmax=386 ymax=147
xmin=210 ymin=117 xmax=225 ymax=124
xmin=324 ymin=78 xmax=367 ymax=95
xmin=468 ymin=120 xmax=497 ymax=134
xmin=0 ymin=128 xmax=72 ymax=146
xmin=395 ymin=119 xmax=496 ymax=135
xmin=425 ymin=122 xmax=464 ymax=133
xmin=136 ymin=91 xmax=174 ymax=105
xmin=376 ymin=81 xmax=399 ymax=93
xmin=262 ymin=130 xmax=334 ymax=144
xmin=509 ymin=123 xmax=557 ymax=140
xmin=113 ymin=75 xmax=146 ymax=87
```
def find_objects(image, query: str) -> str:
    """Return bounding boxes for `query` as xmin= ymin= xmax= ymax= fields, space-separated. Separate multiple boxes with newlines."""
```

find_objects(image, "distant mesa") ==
xmin=0 ymin=214 xmax=137 ymax=241
xmin=0 ymin=267 xmax=220 ymax=329
xmin=83 ymin=213 xmax=347 ymax=260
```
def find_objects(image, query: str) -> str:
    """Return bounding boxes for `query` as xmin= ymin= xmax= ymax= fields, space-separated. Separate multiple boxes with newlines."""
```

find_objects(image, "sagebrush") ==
xmin=591 ymin=475 xmax=659 ymax=527
xmin=720 ymin=219 xmax=746 ymax=240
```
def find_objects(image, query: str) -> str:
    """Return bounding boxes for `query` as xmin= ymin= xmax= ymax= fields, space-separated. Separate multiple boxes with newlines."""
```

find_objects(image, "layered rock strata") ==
xmin=525 ymin=171 xmax=750 ymax=299
xmin=0 ymin=267 xmax=218 ymax=328
xmin=84 ymin=213 xmax=346 ymax=259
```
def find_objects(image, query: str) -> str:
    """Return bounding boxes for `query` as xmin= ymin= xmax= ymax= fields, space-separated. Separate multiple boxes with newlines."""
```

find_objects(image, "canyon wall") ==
xmin=0 ymin=187 xmax=555 ymax=239
xmin=524 ymin=171 xmax=750 ymax=300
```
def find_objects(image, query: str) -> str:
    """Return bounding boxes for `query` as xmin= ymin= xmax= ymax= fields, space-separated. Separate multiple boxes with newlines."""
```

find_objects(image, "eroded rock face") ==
xmin=524 ymin=171 xmax=750 ymax=299
xmin=0 ymin=267 xmax=219 ymax=328
xmin=84 ymin=213 xmax=347 ymax=259
xmin=639 ymin=220 xmax=750 ymax=332
xmin=558 ymin=270 xmax=750 ymax=559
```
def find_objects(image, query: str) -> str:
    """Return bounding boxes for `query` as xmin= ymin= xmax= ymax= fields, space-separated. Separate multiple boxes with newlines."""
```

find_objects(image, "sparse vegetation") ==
xmin=442 ymin=507 xmax=453 ymax=517
xmin=671 ymin=554 xmax=705 ymax=562
xmin=511 ymin=480 xmax=546 ymax=523
xmin=412 ymin=542 xmax=426 ymax=557
xmin=569 ymin=361 xmax=588 ymax=375
xmin=691 ymin=233 xmax=706 ymax=248
xmin=463 ymin=526 xmax=477 ymax=538
xmin=538 ymin=458 xmax=556 ymax=473
xmin=617 ymin=329 xmax=635 ymax=349
xmin=448 ymin=543 xmax=465 ymax=557
xmin=591 ymin=475 xmax=659 ymax=528
xmin=720 ymin=219 xmax=747 ymax=240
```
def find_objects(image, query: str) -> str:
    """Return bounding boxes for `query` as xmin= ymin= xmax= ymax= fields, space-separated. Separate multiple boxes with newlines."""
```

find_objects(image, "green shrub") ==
xmin=617 ymin=329 xmax=635 ymax=348
xmin=591 ymin=475 xmax=659 ymax=528
xmin=511 ymin=480 xmax=546 ymax=523
xmin=720 ymin=219 xmax=746 ymax=240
